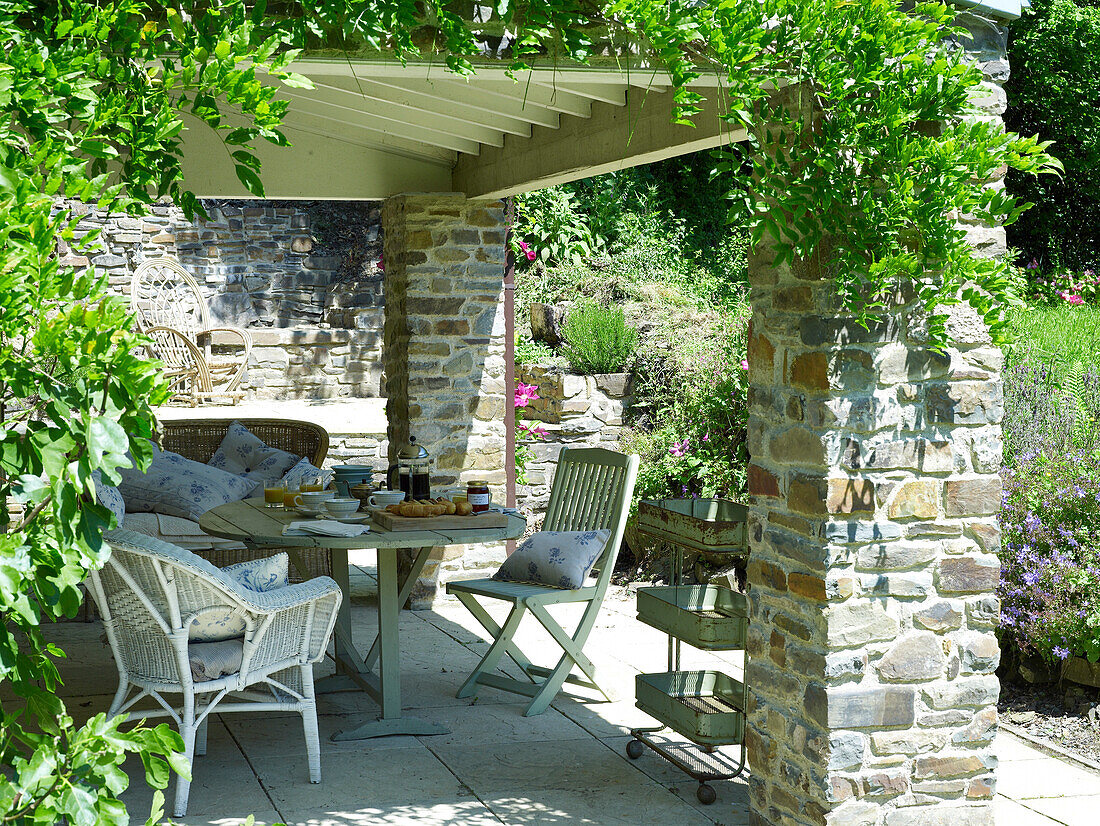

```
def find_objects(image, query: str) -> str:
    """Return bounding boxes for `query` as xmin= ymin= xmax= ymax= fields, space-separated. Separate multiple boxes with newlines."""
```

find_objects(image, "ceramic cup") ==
xmin=323 ymin=498 xmax=361 ymax=518
xmin=300 ymin=490 xmax=337 ymax=509
xmin=369 ymin=490 xmax=406 ymax=508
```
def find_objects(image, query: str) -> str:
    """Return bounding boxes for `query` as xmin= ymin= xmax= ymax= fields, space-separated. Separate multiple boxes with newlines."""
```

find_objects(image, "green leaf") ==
xmin=234 ymin=164 xmax=264 ymax=196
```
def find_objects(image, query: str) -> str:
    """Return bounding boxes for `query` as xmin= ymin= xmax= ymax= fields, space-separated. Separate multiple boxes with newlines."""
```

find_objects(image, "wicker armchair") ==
xmin=88 ymin=529 xmax=342 ymax=817
xmin=131 ymin=257 xmax=253 ymax=405
xmin=160 ymin=418 xmax=332 ymax=580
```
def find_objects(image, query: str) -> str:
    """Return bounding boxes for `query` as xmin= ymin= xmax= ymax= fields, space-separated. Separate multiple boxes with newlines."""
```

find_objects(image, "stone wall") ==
xmin=743 ymin=22 xmax=1009 ymax=826
xmin=516 ymin=365 xmax=633 ymax=522
xmin=382 ymin=194 xmax=509 ymax=604
xmin=58 ymin=199 xmax=385 ymax=400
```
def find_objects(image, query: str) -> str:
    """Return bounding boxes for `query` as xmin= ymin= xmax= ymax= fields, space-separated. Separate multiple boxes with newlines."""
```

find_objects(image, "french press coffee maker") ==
xmin=387 ymin=436 xmax=431 ymax=500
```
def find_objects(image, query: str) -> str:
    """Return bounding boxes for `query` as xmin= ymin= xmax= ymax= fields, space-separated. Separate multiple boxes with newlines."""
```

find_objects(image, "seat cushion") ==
xmin=189 ymin=552 xmax=290 ymax=642
xmin=189 ymin=639 xmax=244 ymax=682
xmin=492 ymin=530 xmax=611 ymax=590
xmin=118 ymin=448 xmax=255 ymax=521
xmin=207 ymin=421 xmax=301 ymax=497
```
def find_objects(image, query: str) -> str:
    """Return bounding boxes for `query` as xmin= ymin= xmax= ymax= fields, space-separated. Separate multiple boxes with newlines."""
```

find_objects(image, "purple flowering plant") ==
xmin=999 ymin=450 xmax=1100 ymax=666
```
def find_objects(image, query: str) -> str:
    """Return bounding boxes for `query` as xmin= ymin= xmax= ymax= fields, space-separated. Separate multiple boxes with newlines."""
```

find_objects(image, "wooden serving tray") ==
xmin=370 ymin=508 xmax=509 ymax=532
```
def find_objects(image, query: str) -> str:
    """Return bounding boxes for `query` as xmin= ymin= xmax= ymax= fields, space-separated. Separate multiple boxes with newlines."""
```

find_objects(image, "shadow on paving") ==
xmin=9 ymin=595 xmax=750 ymax=826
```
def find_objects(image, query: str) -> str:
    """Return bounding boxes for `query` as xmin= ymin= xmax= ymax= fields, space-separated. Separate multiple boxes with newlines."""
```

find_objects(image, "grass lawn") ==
xmin=1006 ymin=303 xmax=1100 ymax=370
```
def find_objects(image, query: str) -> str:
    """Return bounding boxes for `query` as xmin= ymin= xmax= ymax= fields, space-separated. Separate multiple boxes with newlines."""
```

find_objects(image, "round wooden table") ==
xmin=200 ymin=497 xmax=526 ymax=740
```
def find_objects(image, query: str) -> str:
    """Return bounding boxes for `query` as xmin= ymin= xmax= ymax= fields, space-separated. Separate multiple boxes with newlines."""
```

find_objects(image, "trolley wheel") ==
xmin=626 ymin=739 xmax=645 ymax=760
xmin=697 ymin=783 xmax=717 ymax=805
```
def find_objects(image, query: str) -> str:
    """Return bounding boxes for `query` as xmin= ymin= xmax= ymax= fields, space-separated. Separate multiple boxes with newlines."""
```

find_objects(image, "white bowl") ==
xmin=323 ymin=498 xmax=361 ymax=517
xmin=369 ymin=490 xmax=406 ymax=507
xmin=301 ymin=490 xmax=337 ymax=508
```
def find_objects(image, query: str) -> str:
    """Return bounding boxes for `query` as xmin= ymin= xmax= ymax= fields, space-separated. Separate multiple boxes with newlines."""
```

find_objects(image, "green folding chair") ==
xmin=446 ymin=447 xmax=639 ymax=716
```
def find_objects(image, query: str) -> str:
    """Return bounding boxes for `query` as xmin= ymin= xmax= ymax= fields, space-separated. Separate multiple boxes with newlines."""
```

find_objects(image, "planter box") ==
xmin=637 ymin=585 xmax=748 ymax=651
xmin=636 ymin=498 xmax=748 ymax=557
xmin=635 ymin=670 xmax=745 ymax=746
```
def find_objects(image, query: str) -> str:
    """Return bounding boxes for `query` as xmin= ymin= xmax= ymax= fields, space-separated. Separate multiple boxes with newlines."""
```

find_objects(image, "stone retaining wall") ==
xmin=59 ymin=199 xmax=385 ymax=400
xmin=515 ymin=365 xmax=633 ymax=523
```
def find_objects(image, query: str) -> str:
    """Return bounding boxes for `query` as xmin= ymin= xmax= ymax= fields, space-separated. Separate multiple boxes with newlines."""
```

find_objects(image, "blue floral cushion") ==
xmin=492 ymin=529 xmax=612 ymax=589
xmin=281 ymin=456 xmax=332 ymax=490
xmin=92 ymin=471 xmax=125 ymax=527
xmin=189 ymin=553 xmax=289 ymax=642
xmin=118 ymin=448 xmax=255 ymax=521
xmin=207 ymin=421 xmax=301 ymax=497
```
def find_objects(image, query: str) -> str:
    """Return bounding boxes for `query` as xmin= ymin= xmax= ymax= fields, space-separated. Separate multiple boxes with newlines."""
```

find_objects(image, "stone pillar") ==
xmin=381 ymin=193 xmax=509 ymax=605
xmin=743 ymin=20 xmax=1010 ymax=820
xmin=744 ymin=246 xmax=1003 ymax=824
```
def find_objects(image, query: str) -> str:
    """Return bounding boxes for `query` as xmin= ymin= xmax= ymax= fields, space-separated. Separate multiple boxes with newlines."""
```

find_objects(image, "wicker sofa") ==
xmin=121 ymin=417 xmax=332 ymax=580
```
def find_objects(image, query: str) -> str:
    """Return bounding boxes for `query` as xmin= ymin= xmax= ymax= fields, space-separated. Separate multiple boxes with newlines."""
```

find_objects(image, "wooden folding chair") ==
xmin=446 ymin=447 xmax=639 ymax=716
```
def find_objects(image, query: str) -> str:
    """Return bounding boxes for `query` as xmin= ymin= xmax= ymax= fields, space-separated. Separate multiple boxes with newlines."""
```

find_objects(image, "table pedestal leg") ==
xmin=330 ymin=546 xmax=448 ymax=740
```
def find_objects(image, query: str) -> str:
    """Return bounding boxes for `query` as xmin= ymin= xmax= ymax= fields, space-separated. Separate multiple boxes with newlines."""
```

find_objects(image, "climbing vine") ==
xmin=263 ymin=0 xmax=1057 ymax=343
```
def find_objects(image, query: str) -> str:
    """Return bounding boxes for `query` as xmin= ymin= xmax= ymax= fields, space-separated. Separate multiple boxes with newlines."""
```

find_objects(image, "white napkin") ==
xmin=282 ymin=520 xmax=370 ymax=537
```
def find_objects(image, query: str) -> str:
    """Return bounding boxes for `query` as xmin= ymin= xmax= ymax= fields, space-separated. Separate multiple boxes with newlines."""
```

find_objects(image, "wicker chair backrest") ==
xmin=160 ymin=418 xmax=329 ymax=467
xmin=131 ymin=257 xmax=210 ymax=336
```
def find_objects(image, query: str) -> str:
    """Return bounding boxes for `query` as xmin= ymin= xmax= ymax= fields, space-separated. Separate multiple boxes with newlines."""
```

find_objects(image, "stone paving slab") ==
xmin=15 ymin=584 xmax=1099 ymax=825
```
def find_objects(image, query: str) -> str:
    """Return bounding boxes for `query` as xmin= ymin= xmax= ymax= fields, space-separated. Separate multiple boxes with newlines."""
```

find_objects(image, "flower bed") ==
xmin=999 ymin=450 xmax=1100 ymax=669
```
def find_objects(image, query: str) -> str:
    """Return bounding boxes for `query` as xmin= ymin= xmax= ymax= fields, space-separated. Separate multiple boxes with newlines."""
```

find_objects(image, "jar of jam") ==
xmin=467 ymin=480 xmax=492 ymax=514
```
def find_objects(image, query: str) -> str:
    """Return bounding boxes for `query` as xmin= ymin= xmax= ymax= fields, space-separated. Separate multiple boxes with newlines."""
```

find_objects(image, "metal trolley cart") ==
xmin=627 ymin=498 xmax=750 ymax=805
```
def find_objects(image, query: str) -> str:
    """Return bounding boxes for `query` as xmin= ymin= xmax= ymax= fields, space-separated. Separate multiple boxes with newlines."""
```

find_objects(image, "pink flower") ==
xmin=669 ymin=438 xmax=689 ymax=458
xmin=377 ymin=254 xmax=384 ymax=273
xmin=702 ymin=433 xmax=709 ymax=442
xmin=1066 ymin=294 xmax=1085 ymax=306
xmin=740 ymin=359 xmax=749 ymax=371
xmin=531 ymin=425 xmax=548 ymax=438
xmin=514 ymin=382 xmax=539 ymax=408
xmin=518 ymin=240 xmax=537 ymax=262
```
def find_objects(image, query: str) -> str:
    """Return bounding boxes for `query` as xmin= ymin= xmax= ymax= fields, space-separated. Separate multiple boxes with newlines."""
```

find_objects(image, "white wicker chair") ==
xmin=87 ymin=529 xmax=342 ymax=817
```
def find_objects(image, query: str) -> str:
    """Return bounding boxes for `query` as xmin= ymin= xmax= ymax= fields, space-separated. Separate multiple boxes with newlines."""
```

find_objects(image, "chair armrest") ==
xmin=238 ymin=577 xmax=343 ymax=665
xmin=243 ymin=576 xmax=342 ymax=613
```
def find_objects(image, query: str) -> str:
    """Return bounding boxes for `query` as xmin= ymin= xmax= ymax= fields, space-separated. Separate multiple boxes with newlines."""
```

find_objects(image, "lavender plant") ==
xmin=1002 ymin=354 xmax=1100 ymax=463
xmin=999 ymin=451 xmax=1100 ymax=666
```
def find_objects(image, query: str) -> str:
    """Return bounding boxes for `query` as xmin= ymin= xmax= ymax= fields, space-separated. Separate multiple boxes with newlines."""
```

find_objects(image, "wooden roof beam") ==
xmin=452 ymin=87 xmax=747 ymax=199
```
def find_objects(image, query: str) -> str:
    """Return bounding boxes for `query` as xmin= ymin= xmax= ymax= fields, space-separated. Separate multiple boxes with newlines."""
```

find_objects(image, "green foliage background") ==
xmin=1005 ymin=0 xmax=1100 ymax=269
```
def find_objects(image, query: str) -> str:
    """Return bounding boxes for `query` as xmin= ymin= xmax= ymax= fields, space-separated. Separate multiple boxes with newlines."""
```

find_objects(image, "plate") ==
xmin=325 ymin=513 xmax=370 ymax=524
xmin=295 ymin=507 xmax=369 ymax=523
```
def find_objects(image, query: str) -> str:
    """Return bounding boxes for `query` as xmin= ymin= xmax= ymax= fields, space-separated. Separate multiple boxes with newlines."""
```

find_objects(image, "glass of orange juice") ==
xmin=263 ymin=480 xmax=286 ymax=508
xmin=283 ymin=485 xmax=302 ymax=510
xmin=300 ymin=476 xmax=324 ymax=493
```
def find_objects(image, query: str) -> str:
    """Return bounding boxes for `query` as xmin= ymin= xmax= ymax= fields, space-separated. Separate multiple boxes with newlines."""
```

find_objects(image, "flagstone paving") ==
xmin=19 ymin=555 xmax=1099 ymax=825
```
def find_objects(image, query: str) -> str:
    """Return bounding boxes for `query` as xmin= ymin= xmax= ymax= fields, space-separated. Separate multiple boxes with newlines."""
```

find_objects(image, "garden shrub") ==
xmin=560 ymin=301 xmax=638 ymax=374
xmin=999 ymin=451 xmax=1100 ymax=666
xmin=623 ymin=317 xmax=750 ymax=503
xmin=1005 ymin=0 xmax=1100 ymax=270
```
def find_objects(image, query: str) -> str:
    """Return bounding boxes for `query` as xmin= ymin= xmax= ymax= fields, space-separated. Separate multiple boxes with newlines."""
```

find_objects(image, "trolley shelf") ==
xmin=635 ymin=670 xmax=746 ymax=746
xmin=637 ymin=585 xmax=748 ymax=651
